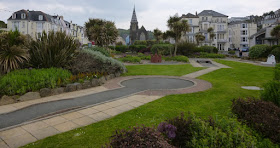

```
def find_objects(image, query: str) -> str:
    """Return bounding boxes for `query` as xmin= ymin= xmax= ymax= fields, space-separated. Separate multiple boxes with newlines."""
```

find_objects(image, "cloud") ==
xmin=0 ymin=0 xmax=279 ymax=31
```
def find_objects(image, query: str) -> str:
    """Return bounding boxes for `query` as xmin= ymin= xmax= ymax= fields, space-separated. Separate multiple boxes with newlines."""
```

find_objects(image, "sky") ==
xmin=0 ymin=0 xmax=279 ymax=31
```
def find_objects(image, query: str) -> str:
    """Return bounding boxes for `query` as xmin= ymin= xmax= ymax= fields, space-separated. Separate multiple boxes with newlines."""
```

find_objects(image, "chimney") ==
xmin=60 ymin=16 xmax=64 ymax=20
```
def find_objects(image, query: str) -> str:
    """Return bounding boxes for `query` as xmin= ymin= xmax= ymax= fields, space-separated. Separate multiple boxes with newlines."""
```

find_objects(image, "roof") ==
xmin=131 ymin=6 xmax=138 ymax=23
xmin=8 ymin=9 xmax=53 ymax=22
xmin=249 ymin=27 xmax=267 ymax=39
xmin=198 ymin=10 xmax=228 ymax=17
xmin=229 ymin=20 xmax=254 ymax=25
xmin=181 ymin=13 xmax=199 ymax=18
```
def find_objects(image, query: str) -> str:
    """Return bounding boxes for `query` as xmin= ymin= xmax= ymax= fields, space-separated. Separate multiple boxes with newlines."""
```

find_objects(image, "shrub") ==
xmin=228 ymin=50 xmax=235 ymax=55
xmin=177 ymin=42 xmax=197 ymax=56
xmin=0 ymin=68 xmax=71 ymax=96
xmin=197 ymin=52 xmax=226 ymax=58
xmin=84 ymin=47 xmax=110 ymax=57
xmin=164 ymin=56 xmax=189 ymax=62
xmin=106 ymin=125 xmax=174 ymax=148
xmin=146 ymin=40 xmax=158 ymax=46
xmin=68 ymin=49 xmax=126 ymax=75
xmin=129 ymin=45 xmax=147 ymax=53
xmin=29 ymin=31 xmax=77 ymax=68
xmin=151 ymin=44 xmax=174 ymax=56
xmin=133 ymin=40 xmax=147 ymax=45
xmin=115 ymin=45 xmax=128 ymax=53
xmin=0 ymin=30 xmax=30 ymax=74
xmin=161 ymin=113 xmax=258 ymax=148
xmin=249 ymin=44 xmax=270 ymax=59
xmin=232 ymin=98 xmax=280 ymax=143
xmin=118 ymin=55 xmax=141 ymax=63
xmin=200 ymin=45 xmax=218 ymax=53
xmin=275 ymin=64 xmax=280 ymax=80
xmin=137 ymin=53 xmax=151 ymax=60
xmin=261 ymin=81 xmax=280 ymax=107
xmin=271 ymin=47 xmax=280 ymax=62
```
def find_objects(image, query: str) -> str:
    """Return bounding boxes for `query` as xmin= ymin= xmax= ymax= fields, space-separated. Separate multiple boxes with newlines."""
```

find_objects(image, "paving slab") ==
xmin=61 ymin=112 xmax=84 ymax=121
xmin=78 ymin=108 xmax=99 ymax=116
xmin=4 ymin=132 xmax=36 ymax=148
xmin=88 ymin=112 xmax=111 ymax=122
xmin=0 ymin=127 xmax=27 ymax=140
xmin=102 ymin=108 xmax=124 ymax=116
xmin=53 ymin=121 xmax=80 ymax=132
xmin=127 ymin=101 xmax=145 ymax=108
xmin=21 ymin=121 xmax=49 ymax=133
xmin=30 ymin=126 xmax=60 ymax=140
xmin=0 ymin=141 xmax=9 ymax=148
xmin=42 ymin=116 xmax=68 ymax=126
xmin=72 ymin=116 xmax=96 ymax=126
xmin=92 ymin=104 xmax=113 ymax=112
xmin=115 ymin=104 xmax=135 ymax=112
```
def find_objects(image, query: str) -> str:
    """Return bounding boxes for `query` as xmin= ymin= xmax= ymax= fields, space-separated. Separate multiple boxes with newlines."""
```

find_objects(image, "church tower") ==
xmin=129 ymin=6 xmax=139 ymax=45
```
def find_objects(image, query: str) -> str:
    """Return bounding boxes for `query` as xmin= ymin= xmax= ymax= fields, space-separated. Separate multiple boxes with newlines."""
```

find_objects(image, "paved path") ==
xmin=224 ymin=58 xmax=276 ymax=67
xmin=0 ymin=59 xmax=230 ymax=148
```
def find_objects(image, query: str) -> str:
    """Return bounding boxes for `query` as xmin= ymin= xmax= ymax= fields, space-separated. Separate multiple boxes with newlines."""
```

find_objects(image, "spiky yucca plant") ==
xmin=29 ymin=31 xmax=77 ymax=68
xmin=0 ymin=30 xmax=29 ymax=74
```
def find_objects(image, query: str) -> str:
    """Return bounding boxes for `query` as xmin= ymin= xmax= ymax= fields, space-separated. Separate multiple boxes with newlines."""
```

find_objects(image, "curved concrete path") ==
xmin=0 ymin=60 xmax=230 ymax=148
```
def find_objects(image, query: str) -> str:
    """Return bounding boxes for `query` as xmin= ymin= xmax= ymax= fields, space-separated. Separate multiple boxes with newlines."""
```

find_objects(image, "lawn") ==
xmin=122 ymin=64 xmax=205 ymax=76
xmin=23 ymin=60 xmax=275 ymax=148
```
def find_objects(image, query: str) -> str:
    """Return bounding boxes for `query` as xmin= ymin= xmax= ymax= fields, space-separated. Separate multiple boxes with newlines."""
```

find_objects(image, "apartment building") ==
xmin=181 ymin=13 xmax=199 ymax=43
xmin=228 ymin=21 xmax=257 ymax=49
xmin=250 ymin=23 xmax=279 ymax=46
xmin=7 ymin=9 xmax=88 ymax=44
xmin=197 ymin=10 xmax=229 ymax=51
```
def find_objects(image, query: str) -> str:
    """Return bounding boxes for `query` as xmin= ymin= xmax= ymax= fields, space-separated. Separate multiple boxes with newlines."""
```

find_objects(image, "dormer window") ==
xmin=21 ymin=13 xmax=26 ymax=19
xmin=38 ymin=15 xmax=43 ymax=21
xmin=12 ymin=13 xmax=16 ymax=19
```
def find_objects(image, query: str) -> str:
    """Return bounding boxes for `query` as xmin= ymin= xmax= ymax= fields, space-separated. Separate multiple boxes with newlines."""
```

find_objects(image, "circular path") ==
xmin=0 ymin=76 xmax=211 ymax=129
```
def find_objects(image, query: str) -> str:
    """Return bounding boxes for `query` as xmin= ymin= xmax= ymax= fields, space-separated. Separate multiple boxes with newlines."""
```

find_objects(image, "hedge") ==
xmin=249 ymin=44 xmax=270 ymax=59
xmin=151 ymin=44 xmax=174 ymax=56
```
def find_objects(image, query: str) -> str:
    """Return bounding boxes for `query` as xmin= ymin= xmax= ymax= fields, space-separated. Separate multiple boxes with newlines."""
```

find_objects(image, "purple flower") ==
xmin=157 ymin=122 xmax=177 ymax=139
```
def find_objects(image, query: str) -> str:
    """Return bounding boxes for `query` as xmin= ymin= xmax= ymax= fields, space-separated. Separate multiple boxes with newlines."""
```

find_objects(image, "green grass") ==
xmin=23 ymin=60 xmax=275 ymax=148
xmin=122 ymin=64 xmax=204 ymax=76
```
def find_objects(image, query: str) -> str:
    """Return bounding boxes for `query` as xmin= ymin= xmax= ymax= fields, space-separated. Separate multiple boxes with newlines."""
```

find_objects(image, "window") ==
xmin=38 ymin=15 xmax=43 ymax=21
xmin=241 ymin=37 xmax=248 ymax=42
xmin=241 ymin=30 xmax=248 ymax=35
xmin=12 ymin=13 xmax=16 ymax=19
xmin=21 ymin=13 xmax=26 ymax=19
xmin=242 ymin=23 xmax=247 ymax=28
xmin=22 ymin=22 xmax=25 ymax=28
xmin=189 ymin=19 xmax=192 ymax=24
xmin=206 ymin=17 xmax=208 ymax=21
xmin=12 ymin=22 xmax=19 ymax=31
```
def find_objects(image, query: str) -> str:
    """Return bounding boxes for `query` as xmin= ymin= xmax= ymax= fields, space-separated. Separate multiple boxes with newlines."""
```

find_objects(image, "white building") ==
xmin=181 ymin=13 xmax=200 ymax=43
xmin=228 ymin=21 xmax=257 ymax=49
xmin=7 ymin=9 xmax=88 ymax=44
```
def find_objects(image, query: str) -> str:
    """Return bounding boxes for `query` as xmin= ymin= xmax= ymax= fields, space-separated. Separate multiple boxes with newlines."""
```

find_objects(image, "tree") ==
xmin=153 ymin=28 xmax=163 ymax=43
xmin=0 ymin=30 xmax=29 ymax=74
xmin=166 ymin=16 xmax=190 ymax=56
xmin=85 ymin=19 xmax=118 ymax=48
xmin=195 ymin=33 xmax=205 ymax=46
xmin=207 ymin=27 xmax=215 ymax=45
xmin=0 ymin=20 xmax=7 ymax=28
xmin=271 ymin=25 xmax=280 ymax=45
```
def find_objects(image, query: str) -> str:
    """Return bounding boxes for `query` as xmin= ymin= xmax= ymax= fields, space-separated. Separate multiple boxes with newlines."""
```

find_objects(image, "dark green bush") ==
xmin=84 ymin=47 xmax=110 ymax=57
xmin=0 ymin=68 xmax=71 ymax=96
xmin=177 ymin=42 xmax=197 ymax=56
xmin=271 ymin=47 xmax=280 ymax=62
xmin=200 ymin=45 xmax=218 ymax=53
xmin=261 ymin=81 xmax=280 ymax=107
xmin=146 ymin=40 xmax=158 ymax=46
xmin=232 ymin=98 xmax=280 ymax=143
xmin=164 ymin=56 xmax=189 ymax=62
xmin=228 ymin=50 xmax=235 ymax=55
xmin=197 ymin=52 xmax=225 ymax=58
xmin=68 ymin=49 xmax=126 ymax=75
xmin=115 ymin=45 xmax=128 ymax=53
xmin=133 ymin=40 xmax=147 ymax=45
xmin=129 ymin=45 xmax=147 ymax=53
xmin=249 ymin=44 xmax=270 ymax=59
xmin=151 ymin=44 xmax=174 ymax=56
xmin=118 ymin=55 xmax=141 ymax=63
xmin=29 ymin=31 xmax=77 ymax=68
xmin=161 ymin=113 xmax=259 ymax=148
xmin=106 ymin=125 xmax=174 ymax=148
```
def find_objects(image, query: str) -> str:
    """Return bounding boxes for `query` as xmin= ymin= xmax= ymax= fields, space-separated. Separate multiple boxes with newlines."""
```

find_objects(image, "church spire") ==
xmin=131 ymin=5 xmax=138 ymax=23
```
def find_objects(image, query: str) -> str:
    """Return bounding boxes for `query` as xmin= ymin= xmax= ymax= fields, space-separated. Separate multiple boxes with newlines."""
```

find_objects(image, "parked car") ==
xmin=242 ymin=47 xmax=249 ymax=52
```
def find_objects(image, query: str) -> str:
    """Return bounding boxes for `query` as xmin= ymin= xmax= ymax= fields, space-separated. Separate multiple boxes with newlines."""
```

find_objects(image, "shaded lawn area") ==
xmin=122 ymin=64 xmax=205 ymax=76
xmin=23 ymin=60 xmax=275 ymax=148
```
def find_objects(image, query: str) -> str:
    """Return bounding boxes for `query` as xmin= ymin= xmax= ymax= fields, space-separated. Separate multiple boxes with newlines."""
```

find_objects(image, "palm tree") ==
xmin=0 ymin=30 xmax=29 ymax=74
xmin=207 ymin=27 xmax=216 ymax=45
xmin=195 ymin=33 xmax=205 ymax=46
xmin=153 ymin=28 xmax=163 ymax=43
xmin=271 ymin=25 xmax=280 ymax=45
xmin=85 ymin=19 xmax=118 ymax=48
xmin=166 ymin=16 xmax=190 ymax=56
